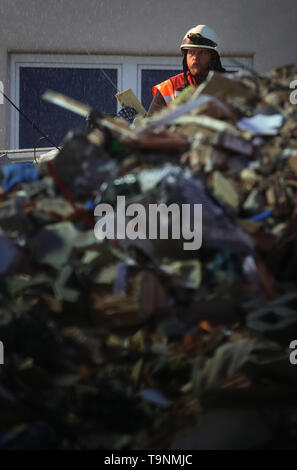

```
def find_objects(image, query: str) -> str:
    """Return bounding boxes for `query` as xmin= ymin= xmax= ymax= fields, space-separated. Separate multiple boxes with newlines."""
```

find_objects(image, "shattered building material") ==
xmin=0 ymin=65 xmax=297 ymax=449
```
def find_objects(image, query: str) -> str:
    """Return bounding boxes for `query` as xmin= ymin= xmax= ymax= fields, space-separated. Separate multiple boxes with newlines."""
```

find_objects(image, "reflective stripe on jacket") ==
xmin=152 ymin=72 xmax=198 ymax=106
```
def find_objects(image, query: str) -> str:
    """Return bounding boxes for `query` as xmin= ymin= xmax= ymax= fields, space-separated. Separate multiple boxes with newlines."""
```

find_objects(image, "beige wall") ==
xmin=0 ymin=0 xmax=296 ymax=148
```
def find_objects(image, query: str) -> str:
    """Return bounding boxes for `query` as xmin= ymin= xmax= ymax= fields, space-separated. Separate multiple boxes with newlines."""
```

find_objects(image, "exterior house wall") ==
xmin=0 ymin=0 xmax=296 ymax=148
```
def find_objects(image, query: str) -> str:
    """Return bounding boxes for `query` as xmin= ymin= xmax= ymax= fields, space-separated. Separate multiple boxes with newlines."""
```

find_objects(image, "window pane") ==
xmin=19 ymin=67 xmax=118 ymax=148
xmin=141 ymin=68 xmax=182 ymax=111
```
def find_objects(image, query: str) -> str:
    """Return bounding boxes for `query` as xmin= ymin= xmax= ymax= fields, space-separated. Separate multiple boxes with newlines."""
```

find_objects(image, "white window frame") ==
xmin=10 ymin=53 xmax=253 ymax=149
xmin=221 ymin=55 xmax=254 ymax=71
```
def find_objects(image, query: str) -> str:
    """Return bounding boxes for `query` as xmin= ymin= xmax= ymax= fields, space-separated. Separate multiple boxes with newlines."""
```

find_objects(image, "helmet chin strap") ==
xmin=210 ymin=50 xmax=227 ymax=73
xmin=182 ymin=53 xmax=189 ymax=88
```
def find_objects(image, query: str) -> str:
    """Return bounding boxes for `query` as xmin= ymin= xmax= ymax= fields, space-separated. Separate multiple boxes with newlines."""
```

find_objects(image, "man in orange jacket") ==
xmin=147 ymin=24 xmax=226 ymax=116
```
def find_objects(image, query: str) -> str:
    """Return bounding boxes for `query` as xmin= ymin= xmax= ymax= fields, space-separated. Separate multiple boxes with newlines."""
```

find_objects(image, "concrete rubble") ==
xmin=0 ymin=65 xmax=297 ymax=449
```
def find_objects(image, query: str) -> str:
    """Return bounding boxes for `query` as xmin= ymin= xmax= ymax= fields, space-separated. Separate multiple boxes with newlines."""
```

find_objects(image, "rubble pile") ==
xmin=0 ymin=65 xmax=297 ymax=449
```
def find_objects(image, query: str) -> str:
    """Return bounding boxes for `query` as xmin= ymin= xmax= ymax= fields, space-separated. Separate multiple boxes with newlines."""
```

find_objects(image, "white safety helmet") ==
xmin=180 ymin=25 xmax=220 ymax=52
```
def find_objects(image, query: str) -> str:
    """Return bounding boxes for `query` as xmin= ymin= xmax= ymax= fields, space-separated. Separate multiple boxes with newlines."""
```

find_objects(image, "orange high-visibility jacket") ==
xmin=152 ymin=72 xmax=198 ymax=106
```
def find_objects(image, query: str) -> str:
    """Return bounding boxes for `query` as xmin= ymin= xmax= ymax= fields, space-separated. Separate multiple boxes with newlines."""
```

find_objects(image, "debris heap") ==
xmin=0 ymin=65 xmax=297 ymax=450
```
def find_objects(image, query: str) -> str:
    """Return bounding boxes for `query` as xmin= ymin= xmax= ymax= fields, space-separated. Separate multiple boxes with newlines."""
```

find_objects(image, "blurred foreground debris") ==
xmin=0 ymin=65 xmax=297 ymax=449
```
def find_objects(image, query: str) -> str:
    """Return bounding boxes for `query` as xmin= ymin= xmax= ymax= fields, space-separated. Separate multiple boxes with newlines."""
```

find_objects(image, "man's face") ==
xmin=186 ymin=47 xmax=212 ymax=76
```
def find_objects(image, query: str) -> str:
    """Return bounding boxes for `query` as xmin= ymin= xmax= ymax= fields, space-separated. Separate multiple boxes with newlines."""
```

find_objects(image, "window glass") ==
xmin=11 ymin=55 xmax=253 ymax=149
xmin=19 ymin=67 xmax=118 ymax=148
xmin=141 ymin=69 xmax=182 ymax=110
